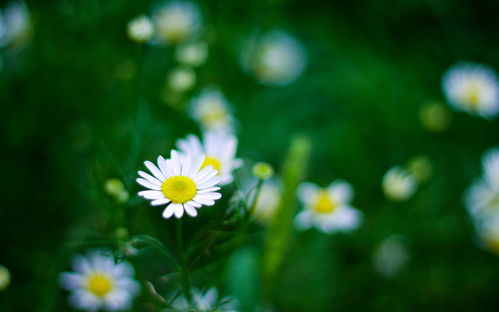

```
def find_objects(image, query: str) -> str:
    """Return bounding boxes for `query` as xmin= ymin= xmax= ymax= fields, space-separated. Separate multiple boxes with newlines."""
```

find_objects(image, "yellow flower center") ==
xmin=465 ymin=84 xmax=481 ymax=110
xmin=87 ymin=273 xmax=113 ymax=297
xmin=162 ymin=176 xmax=197 ymax=204
xmin=201 ymin=156 xmax=221 ymax=173
xmin=313 ymin=190 xmax=336 ymax=214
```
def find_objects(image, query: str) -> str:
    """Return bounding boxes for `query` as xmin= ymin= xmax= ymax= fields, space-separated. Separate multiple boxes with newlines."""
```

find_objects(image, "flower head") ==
xmin=295 ymin=181 xmax=362 ymax=234
xmin=0 ymin=2 xmax=31 ymax=49
xmin=127 ymin=15 xmax=154 ymax=43
xmin=171 ymin=287 xmax=239 ymax=312
xmin=177 ymin=131 xmax=243 ymax=185
xmin=175 ymin=41 xmax=208 ymax=67
xmin=137 ymin=150 xmax=222 ymax=219
xmin=442 ymin=62 xmax=499 ymax=119
xmin=0 ymin=265 xmax=10 ymax=291
xmin=189 ymin=88 xmax=234 ymax=132
xmin=59 ymin=250 xmax=140 ymax=311
xmin=382 ymin=167 xmax=417 ymax=202
xmin=252 ymin=180 xmax=281 ymax=224
xmin=152 ymin=1 xmax=201 ymax=44
xmin=242 ymin=30 xmax=306 ymax=86
xmin=168 ymin=66 xmax=196 ymax=92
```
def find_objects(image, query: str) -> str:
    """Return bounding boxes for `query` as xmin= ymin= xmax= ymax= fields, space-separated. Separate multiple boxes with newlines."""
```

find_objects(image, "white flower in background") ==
xmin=482 ymin=147 xmax=499 ymax=191
xmin=0 ymin=2 xmax=31 ymax=49
xmin=442 ymin=62 xmax=499 ymax=119
xmin=0 ymin=265 xmax=10 ymax=291
xmin=137 ymin=150 xmax=222 ymax=218
xmin=177 ymin=131 xmax=243 ymax=185
xmin=171 ymin=287 xmax=239 ymax=312
xmin=479 ymin=217 xmax=499 ymax=254
xmin=168 ymin=66 xmax=196 ymax=92
xmin=252 ymin=180 xmax=281 ymax=224
xmin=190 ymin=89 xmax=234 ymax=132
xmin=175 ymin=41 xmax=208 ymax=67
xmin=152 ymin=1 xmax=201 ymax=44
xmin=295 ymin=181 xmax=362 ymax=234
xmin=373 ymin=235 xmax=409 ymax=278
xmin=382 ymin=167 xmax=417 ymax=202
xmin=465 ymin=148 xmax=499 ymax=221
xmin=242 ymin=30 xmax=306 ymax=86
xmin=59 ymin=250 xmax=140 ymax=311
xmin=127 ymin=15 xmax=154 ymax=43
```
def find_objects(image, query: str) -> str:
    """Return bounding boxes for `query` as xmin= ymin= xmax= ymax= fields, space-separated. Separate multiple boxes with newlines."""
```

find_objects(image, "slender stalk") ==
xmin=176 ymin=219 xmax=192 ymax=304
xmin=247 ymin=179 xmax=264 ymax=219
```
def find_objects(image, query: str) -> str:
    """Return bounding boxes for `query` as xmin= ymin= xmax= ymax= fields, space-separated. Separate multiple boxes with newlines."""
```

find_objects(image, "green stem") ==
xmin=248 ymin=179 xmax=265 ymax=219
xmin=176 ymin=219 xmax=192 ymax=304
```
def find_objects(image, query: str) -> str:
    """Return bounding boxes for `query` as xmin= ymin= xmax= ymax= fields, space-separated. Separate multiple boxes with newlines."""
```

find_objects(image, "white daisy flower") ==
xmin=189 ymin=88 xmax=234 ymax=132
xmin=175 ymin=41 xmax=208 ymax=67
xmin=137 ymin=150 xmax=222 ymax=219
xmin=152 ymin=1 xmax=201 ymax=45
xmin=242 ymin=30 xmax=306 ymax=87
xmin=442 ymin=62 xmax=499 ymax=119
xmin=177 ymin=131 xmax=243 ymax=185
xmin=0 ymin=2 xmax=31 ymax=49
xmin=465 ymin=178 xmax=499 ymax=222
xmin=382 ymin=167 xmax=417 ymax=202
xmin=295 ymin=181 xmax=362 ymax=234
xmin=171 ymin=287 xmax=239 ymax=312
xmin=167 ymin=66 xmax=196 ymax=92
xmin=482 ymin=147 xmax=499 ymax=191
xmin=127 ymin=15 xmax=154 ymax=43
xmin=59 ymin=250 xmax=140 ymax=312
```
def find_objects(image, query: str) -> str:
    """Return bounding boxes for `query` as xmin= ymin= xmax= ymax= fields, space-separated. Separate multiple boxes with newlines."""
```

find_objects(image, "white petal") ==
xmin=194 ymin=166 xmax=217 ymax=183
xmin=298 ymin=182 xmax=319 ymax=202
xmin=69 ymin=290 xmax=102 ymax=311
xmin=157 ymin=156 xmax=171 ymax=178
xmin=59 ymin=272 xmax=84 ymax=290
xmin=184 ymin=203 xmax=198 ymax=217
xmin=174 ymin=204 xmax=184 ymax=218
xmin=189 ymin=200 xmax=202 ymax=208
xmin=294 ymin=210 xmax=313 ymax=231
xmin=188 ymin=155 xmax=205 ymax=178
xmin=197 ymin=186 xmax=220 ymax=193
xmin=72 ymin=255 xmax=92 ymax=274
xmin=170 ymin=151 xmax=181 ymax=176
xmin=151 ymin=198 xmax=170 ymax=206
xmin=162 ymin=205 xmax=175 ymax=219
xmin=138 ymin=190 xmax=164 ymax=200
xmin=138 ymin=171 xmax=162 ymax=185
xmin=195 ymin=192 xmax=221 ymax=200
xmin=136 ymin=178 xmax=161 ymax=190
xmin=197 ymin=176 xmax=222 ymax=189
xmin=145 ymin=160 xmax=166 ymax=181
xmin=329 ymin=180 xmax=353 ymax=203
xmin=193 ymin=195 xmax=215 ymax=206
xmin=103 ymin=289 xmax=132 ymax=311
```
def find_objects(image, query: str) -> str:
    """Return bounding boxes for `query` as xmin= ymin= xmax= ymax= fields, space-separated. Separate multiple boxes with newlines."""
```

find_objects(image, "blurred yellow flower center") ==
xmin=313 ymin=191 xmax=336 ymax=214
xmin=466 ymin=84 xmax=481 ymax=109
xmin=162 ymin=176 xmax=197 ymax=204
xmin=201 ymin=156 xmax=221 ymax=173
xmin=200 ymin=106 xmax=227 ymax=125
xmin=87 ymin=274 xmax=113 ymax=297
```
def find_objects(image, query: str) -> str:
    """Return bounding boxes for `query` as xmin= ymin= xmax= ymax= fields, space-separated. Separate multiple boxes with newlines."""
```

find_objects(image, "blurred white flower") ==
xmin=242 ymin=30 xmax=306 ymax=86
xmin=482 ymin=147 xmax=499 ymax=191
xmin=189 ymin=88 xmax=234 ymax=132
xmin=252 ymin=180 xmax=281 ymax=224
xmin=137 ymin=150 xmax=222 ymax=219
xmin=373 ymin=235 xmax=409 ymax=278
xmin=127 ymin=15 xmax=154 ymax=43
xmin=152 ymin=1 xmax=201 ymax=45
xmin=295 ymin=181 xmax=362 ymax=234
xmin=464 ymin=148 xmax=499 ymax=221
xmin=479 ymin=217 xmax=499 ymax=254
xmin=59 ymin=250 xmax=140 ymax=312
xmin=177 ymin=131 xmax=243 ymax=185
xmin=0 ymin=2 xmax=32 ymax=49
xmin=168 ymin=66 xmax=196 ymax=92
xmin=171 ymin=287 xmax=239 ymax=312
xmin=0 ymin=265 xmax=10 ymax=291
xmin=175 ymin=41 xmax=208 ymax=67
xmin=382 ymin=167 xmax=417 ymax=202
xmin=442 ymin=62 xmax=499 ymax=119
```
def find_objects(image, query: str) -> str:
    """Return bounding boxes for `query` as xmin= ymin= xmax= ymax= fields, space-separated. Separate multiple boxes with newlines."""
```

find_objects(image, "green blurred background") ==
xmin=1 ymin=0 xmax=499 ymax=311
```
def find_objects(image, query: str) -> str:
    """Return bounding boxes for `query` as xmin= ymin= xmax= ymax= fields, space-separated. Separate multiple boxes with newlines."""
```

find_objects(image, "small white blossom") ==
xmin=168 ymin=67 xmax=196 ymax=92
xmin=295 ymin=181 xmax=362 ymax=234
xmin=171 ymin=287 xmax=239 ymax=312
xmin=127 ymin=15 xmax=154 ymax=43
xmin=59 ymin=250 xmax=140 ymax=311
xmin=442 ymin=62 xmax=499 ymax=119
xmin=0 ymin=2 xmax=31 ymax=49
xmin=189 ymin=88 xmax=234 ymax=132
xmin=152 ymin=1 xmax=201 ymax=45
xmin=242 ymin=30 xmax=306 ymax=86
xmin=175 ymin=41 xmax=208 ymax=67
xmin=382 ymin=167 xmax=417 ymax=202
